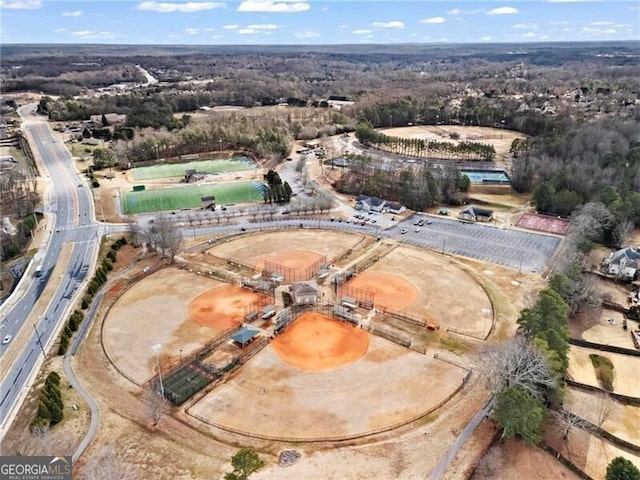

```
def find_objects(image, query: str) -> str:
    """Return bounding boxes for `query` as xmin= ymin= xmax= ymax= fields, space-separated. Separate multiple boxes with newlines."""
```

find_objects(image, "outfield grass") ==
xmin=122 ymin=181 xmax=265 ymax=214
xmin=131 ymin=157 xmax=256 ymax=181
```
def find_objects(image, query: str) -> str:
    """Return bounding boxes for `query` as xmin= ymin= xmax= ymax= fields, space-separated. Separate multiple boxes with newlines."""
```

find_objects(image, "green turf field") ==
xmin=122 ymin=181 xmax=266 ymax=214
xmin=131 ymin=156 xmax=256 ymax=181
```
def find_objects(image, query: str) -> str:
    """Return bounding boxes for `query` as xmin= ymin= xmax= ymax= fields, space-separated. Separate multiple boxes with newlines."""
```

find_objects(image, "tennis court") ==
xmin=122 ymin=181 xmax=265 ymax=214
xmin=131 ymin=157 xmax=256 ymax=181
xmin=459 ymin=169 xmax=511 ymax=184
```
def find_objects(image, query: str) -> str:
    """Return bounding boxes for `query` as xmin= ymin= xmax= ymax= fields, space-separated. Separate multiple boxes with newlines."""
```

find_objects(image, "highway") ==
xmin=0 ymin=110 xmax=108 ymax=439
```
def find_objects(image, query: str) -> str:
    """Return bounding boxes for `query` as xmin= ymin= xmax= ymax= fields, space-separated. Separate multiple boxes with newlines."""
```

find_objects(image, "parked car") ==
xmin=2 ymin=335 xmax=12 ymax=345
xmin=415 ymin=228 xmax=421 ymax=233
xmin=401 ymin=228 xmax=408 ymax=234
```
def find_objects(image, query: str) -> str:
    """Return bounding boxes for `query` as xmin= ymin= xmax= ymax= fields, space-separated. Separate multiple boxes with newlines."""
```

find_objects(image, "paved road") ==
xmin=0 ymin=111 xmax=108 ymax=439
xmin=429 ymin=398 xmax=494 ymax=480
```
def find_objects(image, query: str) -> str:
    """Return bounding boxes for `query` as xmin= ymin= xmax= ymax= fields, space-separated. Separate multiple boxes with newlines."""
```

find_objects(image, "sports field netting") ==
xmin=122 ymin=181 xmax=265 ymax=214
xmin=460 ymin=169 xmax=510 ymax=184
xmin=131 ymin=156 xmax=256 ymax=180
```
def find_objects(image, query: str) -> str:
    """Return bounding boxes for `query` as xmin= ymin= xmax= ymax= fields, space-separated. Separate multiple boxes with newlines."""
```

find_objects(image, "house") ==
xmin=89 ymin=113 xmax=127 ymax=128
xmin=604 ymin=247 xmax=640 ymax=282
xmin=200 ymin=195 xmax=216 ymax=210
xmin=290 ymin=281 xmax=320 ymax=305
xmin=355 ymin=195 xmax=387 ymax=213
xmin=459 ymin=205 xmax=494 ymax=222
xmin=385 ymin=202 xmax=406 ymax=215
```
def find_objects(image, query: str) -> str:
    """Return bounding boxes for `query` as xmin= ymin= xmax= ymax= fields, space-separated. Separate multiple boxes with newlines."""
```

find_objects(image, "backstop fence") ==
xmin=263 ymin=255 xmax=328 ymax=283
xmin=337 ymin=285 xmax=375 ymax=310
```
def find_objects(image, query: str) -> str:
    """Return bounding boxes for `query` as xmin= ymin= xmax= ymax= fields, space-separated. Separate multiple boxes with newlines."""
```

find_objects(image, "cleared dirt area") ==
xmin=471 ymin=439 xmax=580 ymax=480
xmin=188 ymin=284 xmax=269 ymax=330
xmin=255 ymin=249 xmax=323 ymax=271
xmin=345 ymin=271 xmax=419 ymax=311
xmin=189 ymin=334 xmax=467 ymax=441
xmin=103 ymin=267 xmax=230 ymax=384
xmin=207 ymin=229 xmax=363 ymax=267
xmin=379 ymin=125 xmax=525 ymax=158
xmin=570 ymin=306 xmax=637 ymax=349
xmin=567 ymin=345 xmax=640 ymax=397
xmin=351 ymin=246 xmax=493 ymax=337
xmin=271 ymin=313 xmax=369 ymax=371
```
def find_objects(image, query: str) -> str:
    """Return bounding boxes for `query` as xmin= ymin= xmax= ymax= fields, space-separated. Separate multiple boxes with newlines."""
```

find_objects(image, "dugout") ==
xmin=232 ymin=326 xmax=260 ymax=347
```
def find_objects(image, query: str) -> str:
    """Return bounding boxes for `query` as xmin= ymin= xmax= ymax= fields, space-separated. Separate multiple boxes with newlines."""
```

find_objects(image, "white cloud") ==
xmin=237 ymin=1 xmax=309 ymax=13
xmin=548 ymin=20 xmax=570 ymax=25
xmin=521 ymin=32 xmax=537 ymax=38
xmin=339 ymin=24 xmax=348 ymax=30
xmin=320 ymin=6 xmax=328 ymax=11
xmin=137 ymin=1 xmax=225 ymax=13
xmin=513 ymin=23 xmax=537 ymax=29
xmin=420 ymin=16 xmax=446 ymax=24
xmin=204 ymin=27 xmax=215 ymax=31
xmin=372 ymin=21 xmax=404 ymax=29
xmin=70 ymin=30 xmax=120 ymax=40
xmin=448 ymin=8 xmax=460 ymax=15
xmin=53 ymin=28 xmax=67 ymax=33
xmin=0 ymin=0 xmax=41 ymax=9
xmin=548 ymin=0 xmax=587 ymax=2
xmin=582 ymin=27 xmax=617 ymax=34
xmin=184 ymin=27 xmax=200 ymax=35
xmin=71 ymin=30 xmax=93 ymax=37
xmin=352 ymin=29 xmax=372 ymax=35
xmin=590 ymin=21 xmax=613 ymax=26
xmin=295 ymin=30 xmax=320 ymax=38
xmin=237 ymin=28 xmax=256 ymax=34
xmin=481 ymin=35 xmax=492 ymax=41
xmin=62 ymin=10 xmax=82 ymax=17
xmin=487 ymin=6 xmax=519 ymax=15
xmin=222 ymin=24 xmax=239 ymax=29
xmin=246 ymin=23 xmax=278 ymax=30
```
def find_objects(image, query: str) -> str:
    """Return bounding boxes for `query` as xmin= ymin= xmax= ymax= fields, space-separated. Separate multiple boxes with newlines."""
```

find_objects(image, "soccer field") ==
xmin=131 ymin=157 xmax=257 ymax=181
xmin=122 ymin=182 xmax=266 ymax=214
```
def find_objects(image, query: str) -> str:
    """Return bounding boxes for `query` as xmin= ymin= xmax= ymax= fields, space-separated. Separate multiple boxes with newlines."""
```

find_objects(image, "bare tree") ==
xmin=146 ymin=215 xmax=184 ymax=262
xmin=144 ymin=386 xmax=171 ymax=427
xmin=83 ymin=444 xmax=135 ymax=480
xmin=552 ymin=409 xmax=587 ymax=440
xmin=591 ymin=391 xmax=614 ymax=428
xmin=473 ymin=444 xmax=505 ymax=480
xmin=482 ymin=338 xmax=557 ymax=402
xmin=127 ymin=216 xmax=141 ymax=247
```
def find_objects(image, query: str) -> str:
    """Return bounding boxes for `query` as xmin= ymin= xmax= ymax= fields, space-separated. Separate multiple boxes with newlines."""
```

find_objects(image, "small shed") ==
xmin=290 ymin=281 xmax=320 ymax=305
xmin=232 ymin=326 xmax=260 ymax=347
xmin=459 ymin=205 xmax=494 ymax=222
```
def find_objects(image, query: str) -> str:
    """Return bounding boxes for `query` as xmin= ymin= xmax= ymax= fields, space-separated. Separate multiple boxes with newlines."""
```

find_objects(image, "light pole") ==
xmin=151 ymin=343 xmax=164 ymax=396
xmin=33 ymin=323 xmax=46 ymax=359
xmin=179 ymin=349 xmax=183 ymax=363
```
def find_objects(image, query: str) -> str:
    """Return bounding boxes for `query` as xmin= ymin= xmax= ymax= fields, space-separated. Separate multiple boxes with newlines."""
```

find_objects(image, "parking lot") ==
xmin=391 ymin=214 xmax=561 ymax=273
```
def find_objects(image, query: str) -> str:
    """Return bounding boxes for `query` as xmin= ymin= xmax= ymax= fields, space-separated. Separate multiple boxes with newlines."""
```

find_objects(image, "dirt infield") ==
xmin=271 ymin=313 xmax=369 ymax=371
xmin=351 ymin=246 xmax=493 ymax=337
xmin=344 ymin=271 xmax=418 ymax=311
xmin=255 ymin=249 xmax=323 ymax=271
xmin=517 ymin=213 xmax=570 ymax=235
xmin=207 ymin=229 xmax=363 ymax=266
xmin=103 ymin=268 xmax=229 ymax=384
xmin=188 ymin=285 xmax=269 ymax=330
xmin=189 ymin=335 xmax=468 ymax=440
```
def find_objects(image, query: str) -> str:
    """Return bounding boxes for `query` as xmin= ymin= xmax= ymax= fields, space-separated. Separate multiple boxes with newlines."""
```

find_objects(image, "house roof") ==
xmin=290 ymin=281 xmax=320 ymax=295
xmin=386 ymin=202 xmax=403 ymax=210
xmin=461 ymin=205 xmax=493 ymax=217
xmin=369 ymin=197 xmax=386 ymax=207
xmin=232 ymin=326 xmax=260 ymax=345
xmin=609 ymin=247 xmax=640 ymax=266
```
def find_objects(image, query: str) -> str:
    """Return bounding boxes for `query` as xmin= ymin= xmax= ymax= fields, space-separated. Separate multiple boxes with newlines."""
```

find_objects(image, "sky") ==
xmin=0 ymin=0 xmax=638 ymax=45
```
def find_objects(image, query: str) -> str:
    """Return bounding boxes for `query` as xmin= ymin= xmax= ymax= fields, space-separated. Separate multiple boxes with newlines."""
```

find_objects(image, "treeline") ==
xmin=1 ymin=213 xmax=39 ymax=261
xmin=355 ymin=122 xmax=495 ymax=161
xmin=113 ymin=118 xmax=293 ymax=165
xmin=335 ymin=154 xmax=470 ymax=209
xmin=511 ymin=117 xmax=640 ymax=244
xmin=263 ymin=170 xmax=292 ymax=203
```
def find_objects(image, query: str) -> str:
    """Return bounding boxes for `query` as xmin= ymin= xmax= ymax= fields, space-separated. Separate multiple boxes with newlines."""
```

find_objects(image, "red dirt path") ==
xmin=188 ymin=285 xmax=268 ymax=330
xmin=271 ymin=312 xmax=369 ymax=371
xmin=345 ymin=271 xmax=418 ymax=311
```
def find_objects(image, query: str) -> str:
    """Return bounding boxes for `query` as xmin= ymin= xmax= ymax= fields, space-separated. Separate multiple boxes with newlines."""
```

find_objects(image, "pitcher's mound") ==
xmin=272 ymin=312 xmax=369 ymax=371
xmin=188 ymin=285 xmax=268 ymax=330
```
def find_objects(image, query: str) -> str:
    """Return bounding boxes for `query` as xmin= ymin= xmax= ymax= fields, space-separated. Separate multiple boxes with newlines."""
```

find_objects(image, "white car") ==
xmin=2 ymin=335 xmax=12 ymax=345
xmin=401 ymin=228 xmax=408 ymax=234
xmin=415 ymin=228 xmax=421 ymax=233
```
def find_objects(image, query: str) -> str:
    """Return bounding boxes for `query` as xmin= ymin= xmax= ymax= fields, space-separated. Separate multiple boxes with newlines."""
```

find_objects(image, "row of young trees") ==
xmin=355 ymin=122 xmax=496 ymax=161
xmin=335 ymin=154 xmax=470 ymax=209
xmin=31 ymin=372 xmax=64 ymax=430
xmin=1 ymin=212 xmax=39 ymax=261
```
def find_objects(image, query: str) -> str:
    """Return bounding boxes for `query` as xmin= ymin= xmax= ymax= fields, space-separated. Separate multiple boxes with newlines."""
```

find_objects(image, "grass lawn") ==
xmin=122 ymin=181 xmax=265 ymax=214
xmin=131 ymin=157 xmax=256 ymax=180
